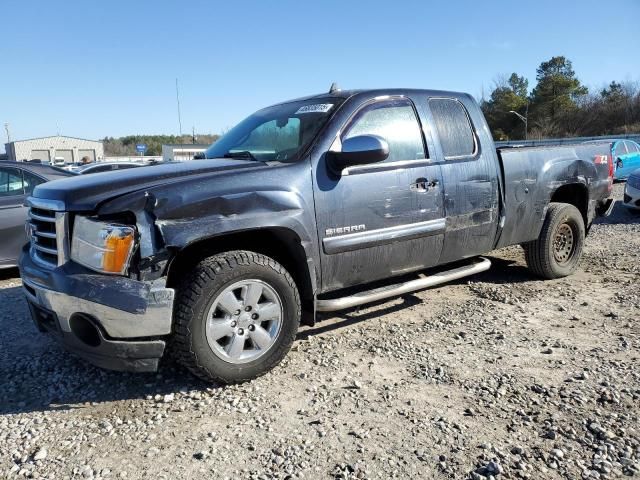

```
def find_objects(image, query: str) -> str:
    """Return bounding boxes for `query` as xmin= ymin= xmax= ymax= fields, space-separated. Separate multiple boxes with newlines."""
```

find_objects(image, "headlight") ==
xmin=71 ymin=216 xmax=136 ymax=275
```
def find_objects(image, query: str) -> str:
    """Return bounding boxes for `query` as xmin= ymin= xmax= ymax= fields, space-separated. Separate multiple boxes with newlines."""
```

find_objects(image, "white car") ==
xmin=623 ymin=168 xmax=640 ymax=210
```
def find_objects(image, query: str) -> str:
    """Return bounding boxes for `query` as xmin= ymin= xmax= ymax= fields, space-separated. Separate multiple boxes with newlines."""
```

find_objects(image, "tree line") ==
xmin=103 ymin=134 xmax=220 ymax=156
xmin=481 ymin=56 xmax=640 ymax=141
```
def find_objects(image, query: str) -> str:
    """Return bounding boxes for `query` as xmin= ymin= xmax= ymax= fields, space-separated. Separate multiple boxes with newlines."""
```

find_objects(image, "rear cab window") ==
xmin=428 ymin=98 xmax=476 ymax=160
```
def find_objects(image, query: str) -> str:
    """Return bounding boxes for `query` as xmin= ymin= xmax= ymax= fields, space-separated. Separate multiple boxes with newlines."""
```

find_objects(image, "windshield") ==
xmin=205 ymin=98 xmax=345 ymax=162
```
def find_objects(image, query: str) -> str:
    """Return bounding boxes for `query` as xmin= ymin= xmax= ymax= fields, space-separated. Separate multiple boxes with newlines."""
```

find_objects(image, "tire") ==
xmin=173 ymin=250 xmax=301 ymax=384
xmin=522 ymin=202 xmax=585 ymax=279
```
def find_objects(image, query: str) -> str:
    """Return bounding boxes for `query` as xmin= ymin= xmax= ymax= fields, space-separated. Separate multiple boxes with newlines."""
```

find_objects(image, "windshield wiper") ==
xmin=223 ymin=150 xmax=257 ymax=161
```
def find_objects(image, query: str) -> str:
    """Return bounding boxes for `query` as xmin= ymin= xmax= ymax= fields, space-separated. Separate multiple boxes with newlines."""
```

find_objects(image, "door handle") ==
xmin=410 ymin=178 xmax=439 ymax=192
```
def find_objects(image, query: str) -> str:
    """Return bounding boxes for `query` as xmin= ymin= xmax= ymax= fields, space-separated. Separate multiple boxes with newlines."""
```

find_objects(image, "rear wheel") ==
xmin=523 ymin=203 xmax=585 ymax=279
xmin=173 ymin=251 xmax=300 ymax=383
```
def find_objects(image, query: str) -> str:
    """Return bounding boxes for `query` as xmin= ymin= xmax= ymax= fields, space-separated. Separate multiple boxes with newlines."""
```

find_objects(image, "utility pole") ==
xmin=509 ymin=102 xmax=529 ymax=140
xmin=175 ymin=78 xmax=183 ymax=138
xmin=4 ymin=123 xmax=10 ymax=143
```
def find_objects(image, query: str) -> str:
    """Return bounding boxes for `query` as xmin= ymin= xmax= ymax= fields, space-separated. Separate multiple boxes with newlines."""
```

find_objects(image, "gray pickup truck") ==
xmin=19 ymin=87 xmax=615 ymax=383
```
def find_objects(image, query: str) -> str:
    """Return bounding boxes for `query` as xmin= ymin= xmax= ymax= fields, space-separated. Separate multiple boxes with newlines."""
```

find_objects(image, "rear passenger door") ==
xmin=424 ymin=97 xmax=500 ymax=263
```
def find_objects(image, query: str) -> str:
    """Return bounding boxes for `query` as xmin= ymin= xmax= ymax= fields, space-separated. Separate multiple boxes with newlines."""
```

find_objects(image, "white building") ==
xmin=5 ymin=135 xmax=104 ymax=164
xmin=162 ymin=144 xmax=209 ymax=162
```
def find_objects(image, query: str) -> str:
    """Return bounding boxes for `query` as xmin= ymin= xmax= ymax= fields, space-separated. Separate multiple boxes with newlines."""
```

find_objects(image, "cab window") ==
xmin=428 ymin=98 xmax=476 ymax=159
xmin=342 ymin=98 xmax=426 ymax=162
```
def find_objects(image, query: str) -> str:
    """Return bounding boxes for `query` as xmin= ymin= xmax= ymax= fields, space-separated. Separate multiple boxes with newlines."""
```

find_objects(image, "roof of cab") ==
xmin=270 ymin=88 xmax=472 ymax=107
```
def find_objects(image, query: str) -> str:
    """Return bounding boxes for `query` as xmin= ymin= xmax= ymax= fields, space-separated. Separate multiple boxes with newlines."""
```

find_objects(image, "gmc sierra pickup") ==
xmin=19 ymin=87 xmax=615 ymax=383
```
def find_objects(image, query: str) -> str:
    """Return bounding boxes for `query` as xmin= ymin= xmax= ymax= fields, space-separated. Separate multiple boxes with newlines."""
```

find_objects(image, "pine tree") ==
xmin=530 ymin=56 xmax=588 ymax=129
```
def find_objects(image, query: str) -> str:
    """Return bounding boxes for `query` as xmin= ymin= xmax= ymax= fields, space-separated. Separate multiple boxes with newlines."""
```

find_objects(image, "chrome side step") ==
xmin=316 ymin=257 xmax=491 ymax=312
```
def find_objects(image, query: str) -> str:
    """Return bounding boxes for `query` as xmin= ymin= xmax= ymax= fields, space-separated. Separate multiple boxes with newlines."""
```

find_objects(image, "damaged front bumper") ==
xmin=19 ymin=246 xmax=175 ymax=372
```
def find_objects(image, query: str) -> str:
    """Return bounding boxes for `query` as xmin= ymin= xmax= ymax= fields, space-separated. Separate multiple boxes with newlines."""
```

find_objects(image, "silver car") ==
xmin=623 ymin=168 xmax=640 ymax=210
xmin=0 ymin=161 xmax=73 ymax=268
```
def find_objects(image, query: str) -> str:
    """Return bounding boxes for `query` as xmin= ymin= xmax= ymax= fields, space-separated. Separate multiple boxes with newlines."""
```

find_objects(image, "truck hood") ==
xmin=32 ymin=159 xmax=263 ymax=211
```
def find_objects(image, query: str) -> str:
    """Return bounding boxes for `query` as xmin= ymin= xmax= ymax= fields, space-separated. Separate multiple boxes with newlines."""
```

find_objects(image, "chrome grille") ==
xmin=27 ymin=200 xmax=69 ymax=269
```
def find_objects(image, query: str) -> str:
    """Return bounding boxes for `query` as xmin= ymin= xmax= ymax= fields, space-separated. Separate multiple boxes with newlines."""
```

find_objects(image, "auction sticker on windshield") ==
xmin=295 ymin=104 xmax=334 ymax=114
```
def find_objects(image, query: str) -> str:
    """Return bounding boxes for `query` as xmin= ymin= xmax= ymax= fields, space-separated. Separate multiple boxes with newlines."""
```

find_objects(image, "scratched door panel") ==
xmin=315 ymin=164 xmax=445 ymax=291
xmin=413 ymin=163 xmax=446 ymax=268
xmin=439 ymin=160 xmax=500 ymax=263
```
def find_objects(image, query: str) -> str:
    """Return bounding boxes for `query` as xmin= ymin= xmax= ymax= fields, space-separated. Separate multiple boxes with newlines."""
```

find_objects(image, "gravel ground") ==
xmin=1 ymin=183 xmax=638 ymax=480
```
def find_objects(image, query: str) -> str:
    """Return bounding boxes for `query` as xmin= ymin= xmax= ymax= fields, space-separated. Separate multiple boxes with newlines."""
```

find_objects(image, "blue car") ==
xmin=612 ymin=139 xmax=640 ymax=180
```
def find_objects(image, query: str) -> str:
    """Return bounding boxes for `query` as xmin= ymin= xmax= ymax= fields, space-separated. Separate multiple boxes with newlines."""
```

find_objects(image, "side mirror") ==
xmin=328 ymin=134 xmax=389 ymax=172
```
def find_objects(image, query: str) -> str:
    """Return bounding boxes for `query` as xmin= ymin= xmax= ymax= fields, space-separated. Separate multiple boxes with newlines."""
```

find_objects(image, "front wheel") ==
xmin=522 ymin=203 xmax=585 ymax=279
xmin=173 ymin=251 xmax=301 ymax=384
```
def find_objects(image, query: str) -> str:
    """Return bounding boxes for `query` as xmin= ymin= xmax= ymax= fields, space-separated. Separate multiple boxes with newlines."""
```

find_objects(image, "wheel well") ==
xmin=165 ymin=228 xmax=315 ymax=312
xmin=550 ymin=184 xmax=588 ymax=225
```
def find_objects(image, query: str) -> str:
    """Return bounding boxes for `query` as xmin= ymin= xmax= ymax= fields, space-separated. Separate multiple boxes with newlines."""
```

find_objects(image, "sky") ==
xmin=1 ymin=0 xmax=639 ymax=149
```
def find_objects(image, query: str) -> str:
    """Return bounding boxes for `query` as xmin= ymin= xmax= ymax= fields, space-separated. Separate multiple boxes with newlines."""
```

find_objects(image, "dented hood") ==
xmin=31 ymin=159 xmax=262 ymax=211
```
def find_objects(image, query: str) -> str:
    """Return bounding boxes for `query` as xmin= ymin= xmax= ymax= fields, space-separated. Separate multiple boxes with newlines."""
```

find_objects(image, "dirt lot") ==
xmin=1 ymin=183 xmax=638 ymax=480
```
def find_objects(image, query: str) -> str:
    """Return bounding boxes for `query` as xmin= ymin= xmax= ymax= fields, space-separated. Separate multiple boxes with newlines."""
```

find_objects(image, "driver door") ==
xmin=313 ymin=97 xmax=445 ymax=291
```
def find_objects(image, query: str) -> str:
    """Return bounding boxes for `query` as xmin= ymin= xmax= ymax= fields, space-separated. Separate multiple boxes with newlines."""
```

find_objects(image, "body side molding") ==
xmin=322 ymin=218 xmax=445 ymax=254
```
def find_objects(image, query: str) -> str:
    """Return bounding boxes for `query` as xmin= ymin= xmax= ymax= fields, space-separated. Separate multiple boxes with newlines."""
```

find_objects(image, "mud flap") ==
xmin=301 ymin=303 xmax=316 ymax=327
xmin=599 ymin=198 xmax=615 ymax=217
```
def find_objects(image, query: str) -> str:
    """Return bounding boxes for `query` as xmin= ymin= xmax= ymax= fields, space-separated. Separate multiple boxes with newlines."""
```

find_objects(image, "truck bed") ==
xmin=494 ymin=142 xmax=612 ymax=249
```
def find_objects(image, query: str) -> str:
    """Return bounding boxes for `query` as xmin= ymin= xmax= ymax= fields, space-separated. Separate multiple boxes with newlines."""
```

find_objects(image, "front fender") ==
xmin=155 ymin=190 xmax=314 ymax=249
xmin=98 ymin=186 xmax=320 ymax=289
xmin=157 ymin=189 xmax=320 ymax=297
xmin=96 ymin=160 xmax=320 ymax=293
